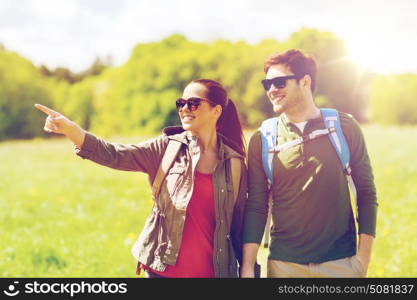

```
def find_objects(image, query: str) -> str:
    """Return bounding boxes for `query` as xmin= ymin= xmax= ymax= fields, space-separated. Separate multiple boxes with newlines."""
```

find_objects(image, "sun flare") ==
xmin=344 ymin=32 xmax=415 ymax=75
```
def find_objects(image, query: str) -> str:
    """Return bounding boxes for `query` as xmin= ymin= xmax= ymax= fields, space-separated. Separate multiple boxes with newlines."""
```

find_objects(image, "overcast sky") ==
xmin=1 ymin=0 xmax=416 ymax=74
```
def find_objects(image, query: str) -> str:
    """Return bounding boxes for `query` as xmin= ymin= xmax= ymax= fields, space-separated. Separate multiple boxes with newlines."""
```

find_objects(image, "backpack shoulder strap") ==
xmin=320 ymin=108 xmax=351 ymax=173
xmin=320 ymin=108 xmax=358 ymax=231
xmin=151 ymin=140 xmax=182 ymax=200
xmin=259 ymin=117 xmax=279 ymax=185
xmin=259 ymin=117 xmax=278 ymax=248
xmin=230 ymin=158 xmax=241 ymax=203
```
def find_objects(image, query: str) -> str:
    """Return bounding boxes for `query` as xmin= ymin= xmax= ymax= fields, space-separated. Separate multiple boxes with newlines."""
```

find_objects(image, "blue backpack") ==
xmin=259 ymin=108 xmax=357 ymax=247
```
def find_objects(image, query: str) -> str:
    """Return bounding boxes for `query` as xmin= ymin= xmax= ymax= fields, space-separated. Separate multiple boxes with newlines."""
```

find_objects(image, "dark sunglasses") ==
xmin=261 ymin=75 xmax=299 ymax=91
xmin=175 ymin=97 xmax=215 ymax=111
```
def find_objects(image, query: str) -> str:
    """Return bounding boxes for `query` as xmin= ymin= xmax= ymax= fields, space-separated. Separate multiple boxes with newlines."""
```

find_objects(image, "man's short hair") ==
xmin=264 ymin=49 xmax=317 ymax=93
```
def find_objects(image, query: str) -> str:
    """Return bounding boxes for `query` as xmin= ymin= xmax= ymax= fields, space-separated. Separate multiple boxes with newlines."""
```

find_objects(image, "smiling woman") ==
xmin=33 ymin=78 xmax=248 ymax=278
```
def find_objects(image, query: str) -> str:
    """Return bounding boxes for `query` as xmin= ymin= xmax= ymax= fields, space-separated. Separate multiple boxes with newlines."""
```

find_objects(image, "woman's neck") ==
xmin=188 ymin=128 xmax=218 ymax=153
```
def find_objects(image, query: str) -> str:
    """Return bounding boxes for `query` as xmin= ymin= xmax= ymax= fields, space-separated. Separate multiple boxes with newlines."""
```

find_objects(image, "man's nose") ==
xmin=268 ymin=83 xmax=279 ymax=93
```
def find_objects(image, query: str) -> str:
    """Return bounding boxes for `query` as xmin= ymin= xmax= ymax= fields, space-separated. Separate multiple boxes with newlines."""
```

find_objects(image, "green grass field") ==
xmin=1 ymin=125 xmax=416 ymax=277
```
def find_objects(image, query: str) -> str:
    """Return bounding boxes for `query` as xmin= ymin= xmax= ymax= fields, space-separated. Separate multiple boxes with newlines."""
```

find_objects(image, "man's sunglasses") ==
xmin=261 ymin=75 xmax=299 ymax=91
xmin=175 ymin=97 xmax=215 ymax=111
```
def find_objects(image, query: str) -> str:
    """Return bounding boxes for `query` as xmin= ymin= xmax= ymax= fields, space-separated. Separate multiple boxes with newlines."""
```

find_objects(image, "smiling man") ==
xmin=241 ymin=49 xmax=378 ymax=278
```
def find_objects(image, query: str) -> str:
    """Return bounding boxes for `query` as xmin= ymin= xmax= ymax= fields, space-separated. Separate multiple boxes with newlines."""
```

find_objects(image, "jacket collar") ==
xmin=162 ymin=126 xmax=244 ymax=160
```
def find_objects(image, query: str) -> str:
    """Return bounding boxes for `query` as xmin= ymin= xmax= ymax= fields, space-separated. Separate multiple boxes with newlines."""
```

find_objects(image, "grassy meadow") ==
xmin=1 ymin=125 xmax=416 ymax=277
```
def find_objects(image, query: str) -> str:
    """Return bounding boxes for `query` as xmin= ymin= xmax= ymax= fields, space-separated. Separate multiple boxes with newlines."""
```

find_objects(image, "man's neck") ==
xmin=284 ymin=100 xmax=320 ymax=123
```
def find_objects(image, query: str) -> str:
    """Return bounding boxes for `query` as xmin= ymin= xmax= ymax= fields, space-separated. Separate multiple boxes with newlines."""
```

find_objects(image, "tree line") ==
xmin=0 ymin=28 xmax=416 ymax=141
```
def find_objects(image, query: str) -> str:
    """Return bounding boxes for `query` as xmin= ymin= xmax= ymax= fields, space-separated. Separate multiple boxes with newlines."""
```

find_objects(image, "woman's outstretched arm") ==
xmin=34 ymin=103 xmax=167 ymax=177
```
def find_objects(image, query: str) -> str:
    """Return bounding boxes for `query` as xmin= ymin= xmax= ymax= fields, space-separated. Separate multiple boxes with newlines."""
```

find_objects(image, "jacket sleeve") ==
xmin=231 ymin=158 xmax=248 ymax=265
xmin=75 ymin=131 xmax=168 ymax=178
xmin=242 ymin=131 xmax=269 ymax=244
xmin=341 ymin=114 xmax=378 ymax=237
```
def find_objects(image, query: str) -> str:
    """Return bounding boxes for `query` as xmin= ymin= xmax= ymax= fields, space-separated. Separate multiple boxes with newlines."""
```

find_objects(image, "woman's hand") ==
xmin=35 ymin=104 xmax=86 ymax=148
xmin=35 ymin=104 xmax=74 ymax=135
xmin=240 ymin=263 xmax=256 ymax=278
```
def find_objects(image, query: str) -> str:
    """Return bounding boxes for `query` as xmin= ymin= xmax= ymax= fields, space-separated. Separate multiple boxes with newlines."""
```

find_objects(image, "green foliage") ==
xmin=0 ymin=49 xmax=55 ymax=140
xmin=286 ymin=28 xmax=346 ymax=63
xmin=86 ymin=30 xmax=368 ymax=135
xmin=39 ymin=57 xmax=110 ymax=84
xmin=1 ymin=28 xmax=414 ymax=141
xmin=369 ymin=74 xmax=417 ymax=124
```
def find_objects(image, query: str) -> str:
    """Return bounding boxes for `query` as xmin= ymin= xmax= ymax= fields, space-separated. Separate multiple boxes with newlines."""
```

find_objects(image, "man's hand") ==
xmin=354 ymin=233 xmax=375 ymax=275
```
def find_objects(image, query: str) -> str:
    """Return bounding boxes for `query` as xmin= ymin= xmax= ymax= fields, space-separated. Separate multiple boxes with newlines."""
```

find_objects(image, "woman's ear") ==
xmin=215 ymin=104 xmax=222 ymax=117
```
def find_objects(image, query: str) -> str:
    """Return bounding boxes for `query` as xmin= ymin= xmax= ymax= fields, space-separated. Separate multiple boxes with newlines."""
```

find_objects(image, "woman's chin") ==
xmin=181 ymin=123 xmax=193 ymax=131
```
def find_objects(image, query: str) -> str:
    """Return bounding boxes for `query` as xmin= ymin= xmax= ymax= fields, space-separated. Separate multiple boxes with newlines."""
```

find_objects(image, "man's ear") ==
xmin=301 ymin=74 xmax=312 ymax=91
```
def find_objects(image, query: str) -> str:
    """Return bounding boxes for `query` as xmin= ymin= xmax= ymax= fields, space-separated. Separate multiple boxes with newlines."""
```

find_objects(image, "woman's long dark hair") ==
xmin=192 ymin=79 xmax=246 ymax=156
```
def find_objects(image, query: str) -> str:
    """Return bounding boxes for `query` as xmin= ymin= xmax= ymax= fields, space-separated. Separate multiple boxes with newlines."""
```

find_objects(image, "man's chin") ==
xmin=272 ymin=104 xmax=284 ymax=114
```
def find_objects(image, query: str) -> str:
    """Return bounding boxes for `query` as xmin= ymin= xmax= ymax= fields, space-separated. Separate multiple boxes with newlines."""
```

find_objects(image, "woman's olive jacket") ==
xmin=76 ymin=126 xmax=247 ymax=277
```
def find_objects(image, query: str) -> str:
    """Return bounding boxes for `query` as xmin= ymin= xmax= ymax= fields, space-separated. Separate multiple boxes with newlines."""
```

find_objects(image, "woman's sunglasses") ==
xmin=261 ymin=75 xmax=299 ymax=91
xmin=175 ymin=97 xmax=215 ymax=111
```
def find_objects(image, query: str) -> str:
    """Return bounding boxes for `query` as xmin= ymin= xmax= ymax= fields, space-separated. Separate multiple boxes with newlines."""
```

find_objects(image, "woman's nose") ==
xmin=179 ymin=104 xmax=190 ymax=113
